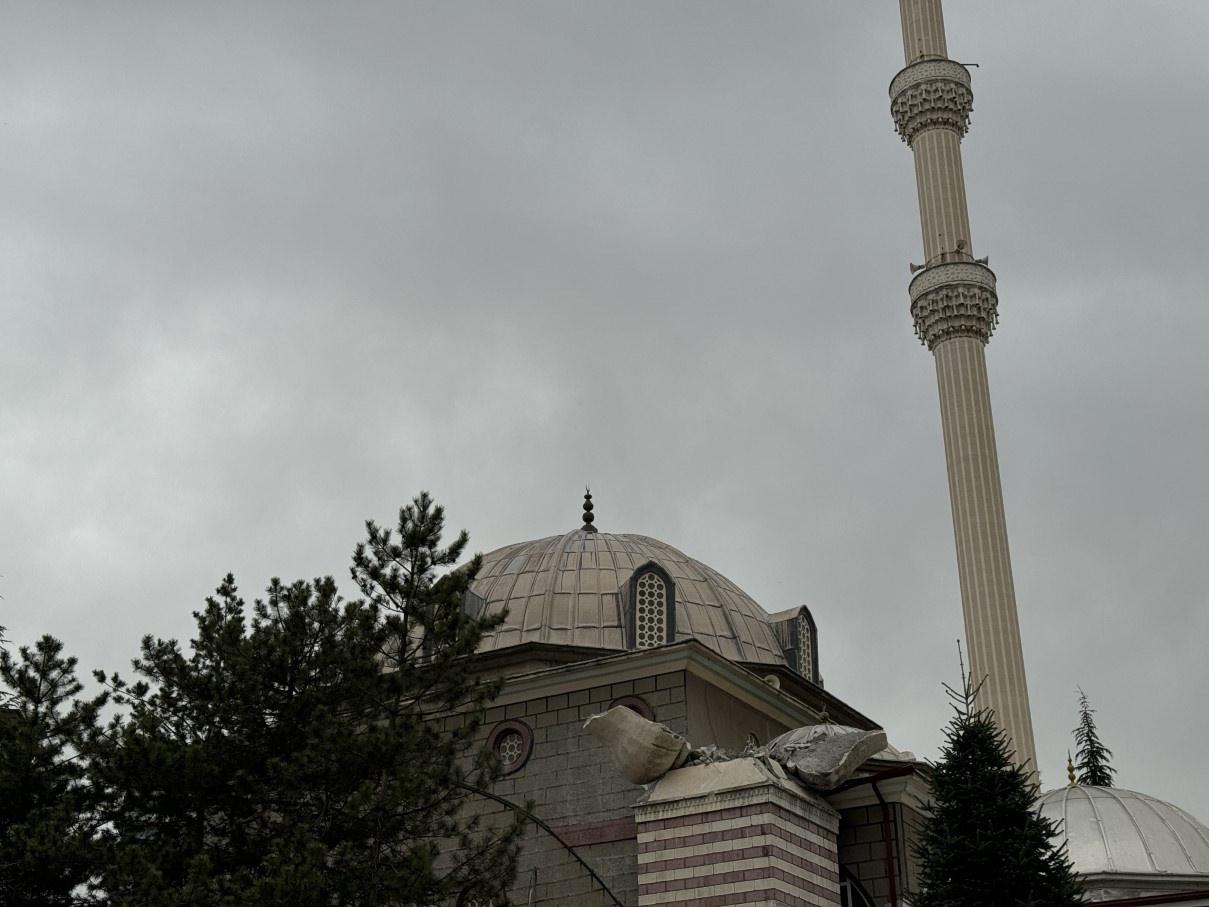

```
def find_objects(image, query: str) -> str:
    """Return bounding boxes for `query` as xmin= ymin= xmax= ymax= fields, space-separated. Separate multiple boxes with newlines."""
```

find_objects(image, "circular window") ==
xmin=497 ymin=731 xmax=524 ymax=764
xmin=487 ymin=720 xmax=533 ymax=774
xmin=609 ymin=695 xmax=655 ymax=721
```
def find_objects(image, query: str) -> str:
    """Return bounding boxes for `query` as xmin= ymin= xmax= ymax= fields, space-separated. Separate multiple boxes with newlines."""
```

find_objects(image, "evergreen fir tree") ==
xmin=0 ymin=635 xmax=106 ymax=905
xmin=88 ymin=493 xmax=525 ymax=905
xmin=1073 ymin=687 xmax=1115 ymax=788
xmin=913 ymin=672 xmax=1083 ymax=906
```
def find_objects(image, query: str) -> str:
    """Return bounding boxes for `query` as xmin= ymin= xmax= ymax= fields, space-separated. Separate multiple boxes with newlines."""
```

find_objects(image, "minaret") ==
xmin=890 ymin=0 xmax=1038 ymax=771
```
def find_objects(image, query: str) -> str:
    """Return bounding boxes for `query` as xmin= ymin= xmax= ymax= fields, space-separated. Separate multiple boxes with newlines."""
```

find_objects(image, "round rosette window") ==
xmin=488 ymin=720 xmax=533 ymax=774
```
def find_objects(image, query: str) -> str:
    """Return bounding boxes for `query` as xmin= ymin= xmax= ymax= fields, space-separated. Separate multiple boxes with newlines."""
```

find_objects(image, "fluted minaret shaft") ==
xmin=891 ymin=0 xmax=1037 ymax=772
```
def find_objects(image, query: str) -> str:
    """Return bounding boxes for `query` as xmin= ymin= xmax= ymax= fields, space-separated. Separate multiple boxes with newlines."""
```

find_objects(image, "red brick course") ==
xmin=638 ymin=814 xmax=837 ymax=864
xmin=637 ymin=800 xmax=841 ymax=905
xmin=639 ymin=800 xmax=833 ymax=837
xmin=639 ymin=838 xmax=839 ymax=884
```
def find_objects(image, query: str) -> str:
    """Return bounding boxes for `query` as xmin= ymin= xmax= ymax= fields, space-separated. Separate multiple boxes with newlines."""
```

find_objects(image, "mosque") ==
xmin=452 ymin=2 xmax=1209 ymax=905
xmin=462 ymin=511 xmax=1209 ymax=905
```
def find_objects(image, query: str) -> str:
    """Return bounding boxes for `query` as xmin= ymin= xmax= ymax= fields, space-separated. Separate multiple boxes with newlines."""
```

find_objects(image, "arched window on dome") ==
xmin=635 ymin=573 xmax=668 ymax=649
xmin=770 ymin=605 xmax=821 ymax=687
xmin=797 ymin=610 xmax=816 ymax=684
xmin=626 ymin=563 xmax=676 ymax=650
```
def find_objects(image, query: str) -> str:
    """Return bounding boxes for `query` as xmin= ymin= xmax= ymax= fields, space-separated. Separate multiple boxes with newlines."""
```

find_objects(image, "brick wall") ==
xmin=635 ymin=760 xmax=841 ymax=907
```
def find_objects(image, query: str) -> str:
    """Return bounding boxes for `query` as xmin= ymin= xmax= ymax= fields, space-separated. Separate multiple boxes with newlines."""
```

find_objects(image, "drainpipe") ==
xmin=871 ymin=779 xmax=900 ymax=907
xmin=831 ymin=764 xmax=916 ymax=905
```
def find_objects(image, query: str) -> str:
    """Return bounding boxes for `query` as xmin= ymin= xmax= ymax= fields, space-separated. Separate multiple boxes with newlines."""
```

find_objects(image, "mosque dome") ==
xmin=1037 ymin=786 xmax=1209 ymax=896
xmin=468 ymin=523 xmax=789 ymax=667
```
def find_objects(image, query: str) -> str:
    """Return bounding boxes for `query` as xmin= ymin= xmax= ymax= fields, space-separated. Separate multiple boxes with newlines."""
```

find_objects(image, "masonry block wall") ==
xmin=455 ymin=670 xmax=688 ymax=906
xmin=635 ymin=760 xmax=842 ymax=907
xmin=836 ymin=800 xmax=923 ymax=903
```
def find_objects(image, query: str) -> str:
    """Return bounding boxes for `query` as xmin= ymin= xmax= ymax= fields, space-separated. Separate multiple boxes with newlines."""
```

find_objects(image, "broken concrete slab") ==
xmin=583 ymin=705 xmax=690 ymax=785
xmin=766 ymin=724 xmax=888 ymax=790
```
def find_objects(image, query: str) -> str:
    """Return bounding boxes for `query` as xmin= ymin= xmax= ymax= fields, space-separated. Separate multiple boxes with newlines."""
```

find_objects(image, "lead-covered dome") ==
xmin=468 ymin=527 xmax=786 ymax=666
xmin=1037 ymin=786 xmax=1209 ymax=896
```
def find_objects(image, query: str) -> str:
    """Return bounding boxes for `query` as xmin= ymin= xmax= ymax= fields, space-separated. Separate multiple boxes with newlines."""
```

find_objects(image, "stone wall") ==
xmin=457 ymin=670 xmax=688 ymax=906
xmin=836 ymin=800 xmax=924 ymax=903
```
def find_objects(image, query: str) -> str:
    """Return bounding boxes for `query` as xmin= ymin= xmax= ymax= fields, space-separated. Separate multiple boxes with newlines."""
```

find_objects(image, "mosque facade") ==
xmin=448 ymin=2 xmax=1209 ymax=904
xmin=461 ymin=512 xmax=929 ymax=906
xmin=458 ymin=505 xmax=1209 ymax=905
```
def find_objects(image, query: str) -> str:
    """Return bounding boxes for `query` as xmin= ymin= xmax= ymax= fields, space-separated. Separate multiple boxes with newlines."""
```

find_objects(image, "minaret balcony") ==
xmin=890 ymin=58 xmax=973 ymax=144
xmin=908 ymin=260 xmax=999 ymax=348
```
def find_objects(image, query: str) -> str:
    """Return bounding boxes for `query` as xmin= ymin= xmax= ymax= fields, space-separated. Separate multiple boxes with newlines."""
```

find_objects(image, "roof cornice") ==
xmin=481 ymin=639 xmax=873 ymax=733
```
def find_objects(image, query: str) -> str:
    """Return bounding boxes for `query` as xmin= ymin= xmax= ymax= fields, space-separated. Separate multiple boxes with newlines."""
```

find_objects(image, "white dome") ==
xmin=1037 ymin=786 xmax=1209 ymax=878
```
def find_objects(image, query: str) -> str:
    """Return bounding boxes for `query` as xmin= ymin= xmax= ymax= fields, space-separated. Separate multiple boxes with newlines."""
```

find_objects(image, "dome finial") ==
xmin=1067 ymin=751 xmax=1078 ymax=787
xmin=581 ymin=487 xmax=597 ymax=532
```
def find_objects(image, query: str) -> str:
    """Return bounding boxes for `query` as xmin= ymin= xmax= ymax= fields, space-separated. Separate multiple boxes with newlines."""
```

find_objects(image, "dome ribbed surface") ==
xmin=1037 ymin=786 xmax=1209 ymax=877
xmin=470 ymin=528 xmax=786 ymax=665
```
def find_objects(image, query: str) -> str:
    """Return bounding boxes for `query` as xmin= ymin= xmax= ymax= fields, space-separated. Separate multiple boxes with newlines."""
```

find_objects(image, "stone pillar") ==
xmin=890 ymin=0 xmax=1037 ymax=773
xmin=635 ymin=758 xmax=841 ymax=906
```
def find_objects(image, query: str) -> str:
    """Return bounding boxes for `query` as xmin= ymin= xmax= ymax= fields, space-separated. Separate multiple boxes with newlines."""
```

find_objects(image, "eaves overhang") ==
xmin=476 ymin=638 xmax=880 ymax=735
xmin=1082 ymin=874 xmax=1209 ymax=897
xmin=738 ymin=660 xmax=878 ymax=731
xmin=824 ymin=763 xmax=932 ymax=812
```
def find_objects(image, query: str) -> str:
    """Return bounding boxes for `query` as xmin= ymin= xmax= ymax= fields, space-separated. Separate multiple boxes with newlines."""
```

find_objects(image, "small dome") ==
xmin=1037 ymin=786 xmax=1209 ymax=878
xmin=469 ymin=528 xmax=786 ymax=665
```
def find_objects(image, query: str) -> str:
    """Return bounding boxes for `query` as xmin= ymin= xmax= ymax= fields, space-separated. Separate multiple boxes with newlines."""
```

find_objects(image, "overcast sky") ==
xmin=3 ymin=1 xmax=1208 ymax=821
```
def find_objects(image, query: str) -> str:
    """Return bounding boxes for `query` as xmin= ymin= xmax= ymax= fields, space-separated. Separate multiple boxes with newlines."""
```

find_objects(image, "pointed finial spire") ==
xmin=1067 ymin=751 xmax=1077 ymax=787
xmin=581 ymin=487 xmax=597 ymax=532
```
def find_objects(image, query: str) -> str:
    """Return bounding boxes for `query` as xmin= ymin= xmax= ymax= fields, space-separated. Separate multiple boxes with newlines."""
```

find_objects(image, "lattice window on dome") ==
xmin=635 ymin=572 xmax=668 ymax=648
xmin=798 ymin=613 xmax=814 ymax=682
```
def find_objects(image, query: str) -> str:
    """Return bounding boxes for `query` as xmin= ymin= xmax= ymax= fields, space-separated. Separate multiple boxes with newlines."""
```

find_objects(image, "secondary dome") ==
xmin=1037 ymin=786 xmax=1209 ymax=896
xmin=468 ymin=527 xmax=786 ymax=666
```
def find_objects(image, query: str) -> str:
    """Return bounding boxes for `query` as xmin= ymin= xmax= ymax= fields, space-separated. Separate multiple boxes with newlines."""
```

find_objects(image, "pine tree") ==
xmin=913 ymin=674 xmax=1083 ymax=907
xmin=1073 ymin=687 xmax=1115 ymax=788
xmin=0 ymin=635 xmax=106 ymax=905
xmin=88 ymin=493 xmax=525 ymax=905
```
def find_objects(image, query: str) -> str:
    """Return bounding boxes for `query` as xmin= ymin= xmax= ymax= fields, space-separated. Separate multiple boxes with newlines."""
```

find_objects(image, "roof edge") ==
xmin=465 ymin=638 xmax=879 ymax=736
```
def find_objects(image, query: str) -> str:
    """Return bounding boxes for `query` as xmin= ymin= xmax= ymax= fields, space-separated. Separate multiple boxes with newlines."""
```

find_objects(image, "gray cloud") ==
xmin=2 ymin=1 xmax=1206 ymax=821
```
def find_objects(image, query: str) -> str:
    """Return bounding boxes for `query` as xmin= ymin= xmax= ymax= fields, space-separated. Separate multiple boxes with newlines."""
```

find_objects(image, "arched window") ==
xmin=635 ymin=572 xmax=668 ymax=648
xmin=798 ymin=611 xmax=815 ymax=682
xmin=626 ymin=563 xmax=675 ymax=650
xmin=770 ymin=604 xmax=821 ymax=686
xmin=793 ymin=605 xmax=821 ymax=686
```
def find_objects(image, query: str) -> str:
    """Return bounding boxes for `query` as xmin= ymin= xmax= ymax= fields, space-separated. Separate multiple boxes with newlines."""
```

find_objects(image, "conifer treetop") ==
xmin=1074 ymin=687 xmax=1116 ymax=788
xmin=911 ymin=668 xmax=1083 ymax=906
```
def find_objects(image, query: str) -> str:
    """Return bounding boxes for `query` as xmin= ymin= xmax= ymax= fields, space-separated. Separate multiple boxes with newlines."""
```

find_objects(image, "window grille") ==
xmin=635 ymin=572 xmax=668 ymax=648
xmin=798 ymin=612 xmax=814 ymax=681
xmin=496 ymin=731 xmax=524 ymax=766
xmin=487 ymin=720 xmax=533 ymax=775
